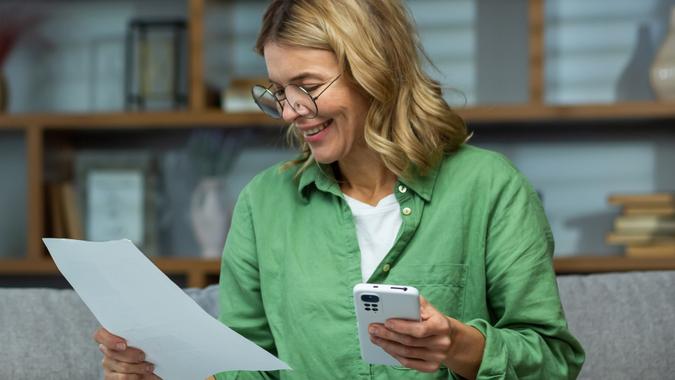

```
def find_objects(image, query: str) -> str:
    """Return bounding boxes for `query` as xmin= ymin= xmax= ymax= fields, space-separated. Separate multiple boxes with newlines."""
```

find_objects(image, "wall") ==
xmin=2 ymin=0 xmax=674 ymax=257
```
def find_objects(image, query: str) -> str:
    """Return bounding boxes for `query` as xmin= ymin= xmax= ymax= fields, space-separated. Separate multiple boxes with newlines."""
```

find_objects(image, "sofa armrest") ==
xmin=557 ymin=270 xmax=675 ymax=380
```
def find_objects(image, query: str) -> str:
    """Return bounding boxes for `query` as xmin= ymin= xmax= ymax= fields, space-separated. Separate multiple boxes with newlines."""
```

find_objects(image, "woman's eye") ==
xmin=302 ymin=85 xmax=321 ymax=93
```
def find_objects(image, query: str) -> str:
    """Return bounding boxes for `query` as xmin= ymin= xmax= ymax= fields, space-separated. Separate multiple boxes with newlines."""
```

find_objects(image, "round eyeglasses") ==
xmin=251 ymin=74 xmax=341 ymax=119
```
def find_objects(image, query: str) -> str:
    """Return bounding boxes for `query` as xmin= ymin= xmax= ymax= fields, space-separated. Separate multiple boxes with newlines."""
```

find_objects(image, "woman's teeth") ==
xmin=304 ymin=120 xmax=331 ymax=137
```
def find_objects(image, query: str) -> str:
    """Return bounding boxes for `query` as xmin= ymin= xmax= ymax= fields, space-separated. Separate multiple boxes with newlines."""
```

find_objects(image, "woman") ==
xmin=95 ymin=1 xmax=585 ymax=379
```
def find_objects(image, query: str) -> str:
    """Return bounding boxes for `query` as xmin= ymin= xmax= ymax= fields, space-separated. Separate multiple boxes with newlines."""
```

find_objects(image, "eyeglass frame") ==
xmin=251 ymin=73 xmax=342 ymax=119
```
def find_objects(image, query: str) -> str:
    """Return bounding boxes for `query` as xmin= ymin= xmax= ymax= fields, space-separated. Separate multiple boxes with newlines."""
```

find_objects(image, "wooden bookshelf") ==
xmin=0 ymin=258 xmax=220 ymax=288
xmin=2 ymin=101 xmax=675 ymax=130
xmin=0 ymin=111 xmax=284 ymax=129
xmin=2 ymin=0 xmax=675 ymax=287
xmin=554 ymin=256 xmax=675 ymax=274
xmin=457 ymin=102 xmax=675 ymax=124
xmin=3 ymin=256 xmax=674 ymax=287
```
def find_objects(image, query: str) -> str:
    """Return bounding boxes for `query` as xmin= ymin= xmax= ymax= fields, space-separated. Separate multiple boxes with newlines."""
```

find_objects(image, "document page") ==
xmin=43 ymin=238 xmax=290 ymax=380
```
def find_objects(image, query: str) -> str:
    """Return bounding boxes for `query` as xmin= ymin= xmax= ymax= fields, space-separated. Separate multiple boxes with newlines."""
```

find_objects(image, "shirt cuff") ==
xmin=464 ymin=318 xmax=515 ymax=380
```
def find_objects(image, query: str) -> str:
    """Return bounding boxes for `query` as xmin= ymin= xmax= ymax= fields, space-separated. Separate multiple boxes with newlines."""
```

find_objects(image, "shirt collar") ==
xmin=397 ymin=163 xmax=439 ymax=202
xmin=297 ymin=160 xmax=441 ymax=202
xmin=297 ymin=162 xmax=342 ymax=200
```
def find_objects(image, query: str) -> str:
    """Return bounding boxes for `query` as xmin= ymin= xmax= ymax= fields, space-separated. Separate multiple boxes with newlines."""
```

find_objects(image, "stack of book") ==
xmin=607 ymin=193 xmax=675 ymax=258
xmin=45 ymin=182 xmax=84 ymax=240
xmin=221 ymin=77 xmax=268 ymax=113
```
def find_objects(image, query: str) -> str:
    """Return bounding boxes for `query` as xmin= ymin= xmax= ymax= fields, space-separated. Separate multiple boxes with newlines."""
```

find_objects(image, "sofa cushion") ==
xmin=2 ymin=273 xmax=675 ymax=380
xmin=557 ymin=270 xmax=675 ymax=380
xmin=0 ymin=285 xmax=221 ymax=380
xmin=0 ymin=288 xmax=103 ymax=379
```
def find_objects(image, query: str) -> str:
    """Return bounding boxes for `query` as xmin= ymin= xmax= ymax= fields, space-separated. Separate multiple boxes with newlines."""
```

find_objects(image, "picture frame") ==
xmin=125 ymin=18 xmax=188 ymax=110
xmin=75 ymin=151 xmax=158 ymax=256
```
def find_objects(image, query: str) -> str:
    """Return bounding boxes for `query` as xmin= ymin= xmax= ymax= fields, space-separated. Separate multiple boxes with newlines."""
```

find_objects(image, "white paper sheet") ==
xmin=43 ymin=238 xmax=290 ymax=380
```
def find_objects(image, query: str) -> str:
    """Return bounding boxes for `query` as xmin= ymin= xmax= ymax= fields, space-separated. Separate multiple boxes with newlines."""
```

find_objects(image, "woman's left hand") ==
xmin=369 ymin=296 xmax=485 ymax=378
xmin=368 ymin=296 xmax=452 ymax=372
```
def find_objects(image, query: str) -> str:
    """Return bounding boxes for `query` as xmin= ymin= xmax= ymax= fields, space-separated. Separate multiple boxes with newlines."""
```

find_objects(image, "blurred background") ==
xmin=1 ymin=0 xmax=675 ymax=288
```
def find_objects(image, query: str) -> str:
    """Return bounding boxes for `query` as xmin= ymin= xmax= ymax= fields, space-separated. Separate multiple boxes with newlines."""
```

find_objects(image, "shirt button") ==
xmin=383 ymin=264 xmax=391 ymax=272
xmin=402 ymin=207 xmax=412 ymax=216
xmin=398 ymin=185 xmax=407 ymax=193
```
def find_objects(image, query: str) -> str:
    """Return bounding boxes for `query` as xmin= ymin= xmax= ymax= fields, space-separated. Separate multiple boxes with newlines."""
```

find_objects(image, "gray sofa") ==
xmin=1 ymin=271 xmax=674 ymax=379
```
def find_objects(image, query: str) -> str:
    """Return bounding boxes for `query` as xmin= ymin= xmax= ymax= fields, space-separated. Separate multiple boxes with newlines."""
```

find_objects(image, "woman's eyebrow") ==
xmin=268 ymin=72 xmax=323 ymax=85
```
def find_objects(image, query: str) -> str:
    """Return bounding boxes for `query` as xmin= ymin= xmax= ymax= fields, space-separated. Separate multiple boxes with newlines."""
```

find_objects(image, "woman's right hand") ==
xmin=93 ymin=327 xmax=160 ymax=380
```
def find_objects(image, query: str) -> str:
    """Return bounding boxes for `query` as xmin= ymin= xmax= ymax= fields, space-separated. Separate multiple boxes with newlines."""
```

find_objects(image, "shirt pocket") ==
xmin=386 ymin=263 xmax=467 ymax=320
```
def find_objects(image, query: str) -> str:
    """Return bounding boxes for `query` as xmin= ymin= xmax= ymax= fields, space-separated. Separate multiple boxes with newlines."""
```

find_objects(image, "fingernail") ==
xmin=116 ymin=342 xmax=126 ymax=350
xmin=368 ymin=327 xmax=376 ymax=334
xmin=98 ymin=344 xmax=105 ymax=352
xmin=146 ymin=364 xmax=154 ymax=373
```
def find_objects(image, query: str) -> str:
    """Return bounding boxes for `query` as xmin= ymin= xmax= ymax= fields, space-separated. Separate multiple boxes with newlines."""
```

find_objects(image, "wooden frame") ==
xmin=75 ymin=151 xmax=158 ymax=257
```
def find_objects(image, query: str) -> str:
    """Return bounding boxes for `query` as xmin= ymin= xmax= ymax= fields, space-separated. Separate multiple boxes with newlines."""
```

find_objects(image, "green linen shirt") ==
xmin=215 ymin=145 xmax=585 ymax=380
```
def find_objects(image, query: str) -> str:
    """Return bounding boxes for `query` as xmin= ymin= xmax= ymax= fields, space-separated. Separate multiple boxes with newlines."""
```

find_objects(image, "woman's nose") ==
xmin=281 ymin=100 xmax=302 ymax=123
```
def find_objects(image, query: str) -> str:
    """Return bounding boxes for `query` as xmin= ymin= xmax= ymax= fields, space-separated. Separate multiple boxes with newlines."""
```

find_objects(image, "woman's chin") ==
xmin=311 ymin=151 xmax=339 ymax=165
xmin=313 ymin=156 xmax=338 ymax=165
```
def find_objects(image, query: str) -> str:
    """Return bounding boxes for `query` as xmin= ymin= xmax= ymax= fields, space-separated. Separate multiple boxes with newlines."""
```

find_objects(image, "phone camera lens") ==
xmin=361 ymin=294 xmax=380 ymax=303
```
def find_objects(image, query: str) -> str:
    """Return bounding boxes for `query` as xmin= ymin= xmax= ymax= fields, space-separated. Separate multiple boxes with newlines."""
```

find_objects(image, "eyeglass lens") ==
xmin=251 ymin=85 xmax=318 ymax=119
xmin=252 ymin=86 xmax=283 ymax=117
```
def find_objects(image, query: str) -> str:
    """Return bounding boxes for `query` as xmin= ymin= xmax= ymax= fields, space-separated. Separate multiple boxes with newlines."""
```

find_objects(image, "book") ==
xmin=46 ymin=183 xmax=65 ymax=238
xmin=222 ymin=77 xmax=269 ymax=113
xmin=625 ymin=244 xmax=675 ymax=258
xmin=606 ymin=232 xmax=675 ymax=245
xmin=614 ymin=216 xmax=675 ymax=233
xmin=623 ymin=205 xmax=675 ymax=216
xmin=61 ymin=182 xmax=84 ymax=240
xmin=609 ymin=193 xmax=675 ymax=206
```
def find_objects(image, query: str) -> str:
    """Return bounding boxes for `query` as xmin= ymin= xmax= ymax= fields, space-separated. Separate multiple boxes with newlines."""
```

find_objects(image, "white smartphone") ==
xmin=353 ymin=283 xmax=420 ymax=366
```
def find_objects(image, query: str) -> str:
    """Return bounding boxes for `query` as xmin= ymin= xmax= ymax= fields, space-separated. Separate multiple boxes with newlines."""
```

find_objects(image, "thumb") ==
xmin=419 ymin=295 xmax=435 ymax=320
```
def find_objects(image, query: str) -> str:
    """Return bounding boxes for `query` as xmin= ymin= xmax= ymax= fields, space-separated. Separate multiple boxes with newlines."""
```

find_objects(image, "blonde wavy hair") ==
xmin=256 ymin=0 xmax=468 ymax=179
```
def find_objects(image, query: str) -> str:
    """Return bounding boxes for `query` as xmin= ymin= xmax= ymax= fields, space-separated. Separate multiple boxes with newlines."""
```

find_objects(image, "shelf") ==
xmin=2 ymin=256 xmax=675 ymax=285
xmin=457 ymin=101 xmax=675 ymax=124
xmin=0 ymin=258 xmax=221 ymax=288
xmin=554 ymin=256 xmax=675 ymax=274
xmin=2 ymin=101 xmax=675 ymax=130
xmin=0 ymin=111 xmax=285 ymax=129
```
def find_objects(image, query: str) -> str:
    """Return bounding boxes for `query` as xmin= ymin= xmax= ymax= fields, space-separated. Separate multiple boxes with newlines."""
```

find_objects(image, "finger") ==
xmin=392 ymin=354 xmax=443 ymax=373
xmin=371 ymin=335 xmax=445 ymax=363
xmin=102 ymin=356 xmax=155 ymax=376
xmin=419 ymin=296 xmax=433 ymax=320
xmin=104 ymin=373 xmax=142 ymax=380
xmin=385 ymin=313 xmax=449 ymax=339
xmin=369 ymin=324 xmax=431 ymax=347
xmin=104 ymin=371 xmax=162 ymax=380
xmin=94 ymin=327 xmax=128 ymax=351
xmin=384 ymin=318 xmax=432 ymax=339
xmin=99 ymin=344 xmax=147 ymax=364
xmin=370 ymin=324 xmax=451 ymax=350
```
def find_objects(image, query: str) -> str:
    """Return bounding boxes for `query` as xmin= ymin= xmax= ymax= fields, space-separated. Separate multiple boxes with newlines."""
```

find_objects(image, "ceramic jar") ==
xmin=189 ymin=177 xmax=229 ymax=258
xmin=651 ymin=6 xmax=675 ymax=100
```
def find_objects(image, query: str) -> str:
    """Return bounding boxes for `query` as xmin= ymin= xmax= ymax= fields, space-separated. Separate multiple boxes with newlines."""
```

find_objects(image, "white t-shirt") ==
xmin=343 ymin=193 xmax=402 ymax=281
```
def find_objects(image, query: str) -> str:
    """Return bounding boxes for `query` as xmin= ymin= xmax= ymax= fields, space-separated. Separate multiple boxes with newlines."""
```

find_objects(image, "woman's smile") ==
xmin=298 ymin=119 xmax=333 ymax=142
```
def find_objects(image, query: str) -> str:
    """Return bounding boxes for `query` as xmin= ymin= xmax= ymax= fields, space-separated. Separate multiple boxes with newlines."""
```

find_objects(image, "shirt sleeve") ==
xmin=214 ymin=189 xmax=280 ymax=380
xmin=464 ymin=163 xmax=585 ymax=379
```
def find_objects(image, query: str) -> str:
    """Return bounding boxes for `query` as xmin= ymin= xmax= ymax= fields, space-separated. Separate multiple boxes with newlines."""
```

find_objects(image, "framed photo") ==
xmin=125 ymin=19 xmax=188 ymax=110
xmin=75 ymin=151 xmax=158 ymax=256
